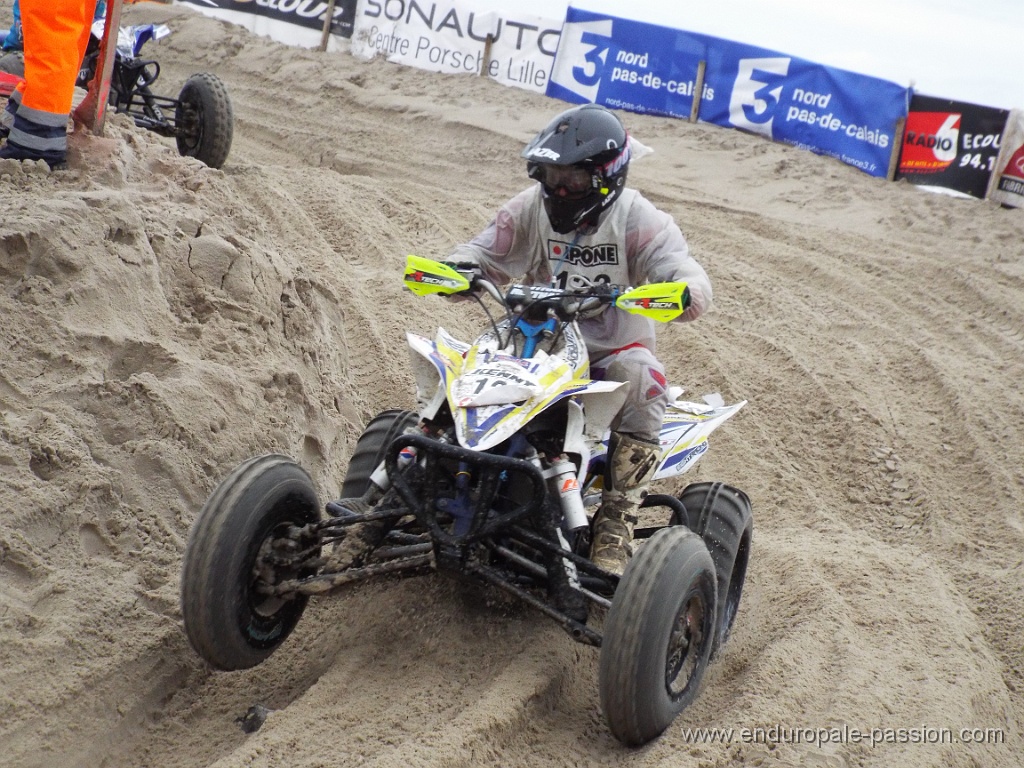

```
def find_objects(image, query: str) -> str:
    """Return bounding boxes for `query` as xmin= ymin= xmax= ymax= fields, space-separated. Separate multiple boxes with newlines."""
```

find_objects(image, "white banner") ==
xmin=987 ymin=109 xmax=1024 ymax=208
xmin=351 ymin=0 xmax=561 ymax=93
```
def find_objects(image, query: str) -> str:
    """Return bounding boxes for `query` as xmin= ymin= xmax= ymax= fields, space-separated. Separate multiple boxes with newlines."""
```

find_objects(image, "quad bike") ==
xmin=0 ymin=21 xmax=233 ymax=168
xmin=180 ymin=256 xmax=753 ymax=746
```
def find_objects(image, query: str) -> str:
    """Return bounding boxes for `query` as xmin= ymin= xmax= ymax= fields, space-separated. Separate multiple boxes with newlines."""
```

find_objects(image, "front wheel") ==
xmin=180 ymin=454 xmax=320 ymax=671
xmin=599 ymin=527 xmax=717 ymax=746
xmin=175 ymin=72 xmax=233 ymax=169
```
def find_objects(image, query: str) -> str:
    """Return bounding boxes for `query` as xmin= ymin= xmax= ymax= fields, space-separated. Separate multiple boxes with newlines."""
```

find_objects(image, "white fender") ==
xmin=407 ymin=329 xmax=467 ymax=419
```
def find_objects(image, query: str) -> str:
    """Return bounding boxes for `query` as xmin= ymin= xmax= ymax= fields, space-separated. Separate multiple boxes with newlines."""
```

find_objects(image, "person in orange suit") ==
xmin=0 ymin=0 xmax=100 ymax=168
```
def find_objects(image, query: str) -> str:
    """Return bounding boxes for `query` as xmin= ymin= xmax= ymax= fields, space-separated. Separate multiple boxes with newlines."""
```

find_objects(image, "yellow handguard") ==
xmin=403 ymin=255 xmax=472 ymax=297
xmin=614 ymin=282 xmax=690 ymax=322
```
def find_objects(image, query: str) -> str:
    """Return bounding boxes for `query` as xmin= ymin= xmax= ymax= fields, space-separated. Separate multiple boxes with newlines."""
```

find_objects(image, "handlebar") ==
xmin=442 ymin=262 xmax=624 ymax=319
xmin=405 ymin=256 xmax=689 ymax=324
xmin=501 ymin=283 xmax=619 ymax=322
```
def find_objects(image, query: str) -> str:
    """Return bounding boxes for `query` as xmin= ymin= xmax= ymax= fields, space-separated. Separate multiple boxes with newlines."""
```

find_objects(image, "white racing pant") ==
xmin=590 ymin=344 xmax=669 ymax=443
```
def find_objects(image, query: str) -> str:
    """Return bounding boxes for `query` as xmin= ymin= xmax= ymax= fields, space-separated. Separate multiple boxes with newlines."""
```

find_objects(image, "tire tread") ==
xmin=679 ymin=481 xmax=753 ymax=655
xmin=599 ymin=527 xmax=717 ymax=745
xmin=340 ymin=409 xmax=417 ymax=499
xmin=181 ymin=454 xmax=317 ymax=670
xmin=175 ymin=72 xmax=233 ymax=169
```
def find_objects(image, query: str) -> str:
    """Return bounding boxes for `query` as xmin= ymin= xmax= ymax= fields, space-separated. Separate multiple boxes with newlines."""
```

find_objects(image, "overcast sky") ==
xmin=512 ymin=0 xmax=1022 ymax=112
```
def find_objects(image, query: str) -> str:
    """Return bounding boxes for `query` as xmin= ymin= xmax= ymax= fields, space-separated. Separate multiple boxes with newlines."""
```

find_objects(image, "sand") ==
xmin=0 ymin=4 xmax=1021 ymax=767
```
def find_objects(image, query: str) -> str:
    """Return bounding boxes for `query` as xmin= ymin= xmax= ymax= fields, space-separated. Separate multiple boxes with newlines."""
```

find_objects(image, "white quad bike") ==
xmin=180 ymin=256 xmax=753 ymax=746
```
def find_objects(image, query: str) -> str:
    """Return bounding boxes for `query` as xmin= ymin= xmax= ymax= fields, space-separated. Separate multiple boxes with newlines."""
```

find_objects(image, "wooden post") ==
xmin=73 ymin=0 xmax=123 ymax=135
xmin=689 ymin=60 xmax=706 ymax=123
xmin=887 ymin=116 xmax=906 ymax=181
xmin=479 ymin=34 xmax=494 ymax=77
xmin=319 ymin=0 xmax=338 ymax=52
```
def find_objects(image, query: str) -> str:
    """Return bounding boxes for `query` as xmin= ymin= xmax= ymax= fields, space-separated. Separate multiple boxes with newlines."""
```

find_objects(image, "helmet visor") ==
xmin=532 ymin=164 xmax=594 ymax=197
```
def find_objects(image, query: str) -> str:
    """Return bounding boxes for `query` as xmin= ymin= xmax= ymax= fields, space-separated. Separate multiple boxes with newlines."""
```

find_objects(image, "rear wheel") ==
xmin=175 ymin=72 xmax=233 ymax=169
xmin=678 ymin=482 xmax=753 ymax=657
xmin=180 ymin=454 xmax=320 ymax=670
xmin=599 ymin=527 xmax=717 ymax=745
xmin=340 ymin=409 xmax=418 ymax=498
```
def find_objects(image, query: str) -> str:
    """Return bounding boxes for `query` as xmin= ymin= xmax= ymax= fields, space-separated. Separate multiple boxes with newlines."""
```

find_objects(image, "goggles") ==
xmin=532 ymin=164 xmax=595 ymax=196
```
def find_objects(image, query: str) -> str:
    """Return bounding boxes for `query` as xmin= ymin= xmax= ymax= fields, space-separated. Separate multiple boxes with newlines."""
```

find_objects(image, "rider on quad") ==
xmin=447 ymin=103 xmax=713 ymax=575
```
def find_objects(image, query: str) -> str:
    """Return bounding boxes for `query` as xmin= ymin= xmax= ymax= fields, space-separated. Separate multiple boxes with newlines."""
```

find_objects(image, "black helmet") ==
xmin=521 ymin=104 xmax=631 ymax=234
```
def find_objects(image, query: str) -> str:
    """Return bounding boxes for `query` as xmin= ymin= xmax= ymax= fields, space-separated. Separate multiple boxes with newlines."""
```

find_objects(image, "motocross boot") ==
xmin=590 ymin=432 xmax=661 ymax=576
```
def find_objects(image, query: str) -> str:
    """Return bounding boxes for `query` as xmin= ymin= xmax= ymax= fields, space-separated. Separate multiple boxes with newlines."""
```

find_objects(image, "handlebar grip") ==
xmin=443 ymin=261 xmax=481 ymax=272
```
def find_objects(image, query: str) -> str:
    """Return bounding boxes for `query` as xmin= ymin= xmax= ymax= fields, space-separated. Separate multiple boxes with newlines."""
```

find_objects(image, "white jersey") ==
xmin=449 ymin=185 xmax=713 ymax=359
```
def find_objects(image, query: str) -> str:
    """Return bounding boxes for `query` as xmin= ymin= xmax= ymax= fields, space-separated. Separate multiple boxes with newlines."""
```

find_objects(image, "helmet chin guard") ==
xmin=522 ymin=104 xmax=631 ymax=234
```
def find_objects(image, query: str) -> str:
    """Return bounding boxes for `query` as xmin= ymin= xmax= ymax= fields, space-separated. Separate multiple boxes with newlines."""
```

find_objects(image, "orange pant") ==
xmin=16 ymin=0 xmax=98 ymax=116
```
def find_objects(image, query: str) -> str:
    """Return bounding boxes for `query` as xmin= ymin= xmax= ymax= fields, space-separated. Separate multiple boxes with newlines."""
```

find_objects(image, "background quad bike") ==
xmin=0 ymin=30 xmax=233 ymax=169
xmin=180 ymin=408 xmax=753 ymax=746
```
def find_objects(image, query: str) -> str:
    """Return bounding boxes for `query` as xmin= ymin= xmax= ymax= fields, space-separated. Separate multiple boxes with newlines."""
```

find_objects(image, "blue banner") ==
xmin=548 ymin=10 xmax=909 ymax=178
xmin=700 ymin=37 xmax=909 ymax=177
xmin=548 ymin=8 xmax=706 ymax=120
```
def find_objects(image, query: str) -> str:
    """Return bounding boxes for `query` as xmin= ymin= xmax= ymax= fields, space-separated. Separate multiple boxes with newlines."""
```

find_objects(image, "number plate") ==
xmin=453 ymin=359 xmax=541 ymax=407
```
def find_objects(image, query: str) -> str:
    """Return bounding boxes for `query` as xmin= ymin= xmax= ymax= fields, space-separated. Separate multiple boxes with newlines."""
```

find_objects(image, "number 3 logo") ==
xmin=728 ymin=57 xmax=790 ymax=139
xmin=573 ymin=31 xmax=611 ymax=87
